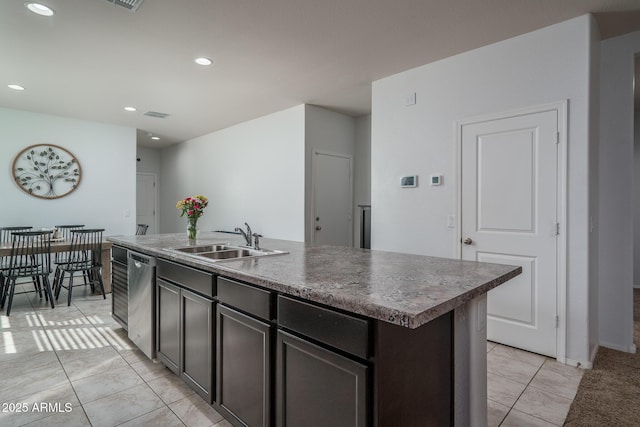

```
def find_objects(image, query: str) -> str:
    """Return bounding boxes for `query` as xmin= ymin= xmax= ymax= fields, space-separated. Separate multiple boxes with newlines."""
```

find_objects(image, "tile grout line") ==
xmin=26 ymin=285 xmax=95 ymax=427
xmin=72 ymin=296 xmax=189 ymax=426
xmin=497 ymin=359 xmax=565 ymax=427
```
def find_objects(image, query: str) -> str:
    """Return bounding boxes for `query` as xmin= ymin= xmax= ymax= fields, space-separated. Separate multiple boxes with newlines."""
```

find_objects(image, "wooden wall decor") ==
xmin=12 ymin=144 xmax=81 ymax=199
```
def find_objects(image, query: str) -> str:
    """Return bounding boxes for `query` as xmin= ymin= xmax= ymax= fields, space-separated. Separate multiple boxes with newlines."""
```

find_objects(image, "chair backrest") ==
xmin=0 ymin=226 xmax=33 ymax=245
xmin=8 ymin=230 xmax=52 ymax=277
xmin=136 ymin=224 xmax=149 ymax=235
xmin=67 ymin=229 xmax=104 ymax=268
xmin=54 ymin=225 xmax=85 ymax=240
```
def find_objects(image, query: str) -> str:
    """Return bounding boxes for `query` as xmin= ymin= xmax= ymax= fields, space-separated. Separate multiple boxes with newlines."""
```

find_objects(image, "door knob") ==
xmin=315 ymin=226 xmax=322 ymax=231
xmin=463 ymin=237 xmax=473 ymax=245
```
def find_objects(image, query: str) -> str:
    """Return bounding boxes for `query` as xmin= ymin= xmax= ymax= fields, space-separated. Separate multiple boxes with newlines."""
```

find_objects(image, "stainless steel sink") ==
xmin=199 ymin=249 xmax=252 ymax=260
xmin=164 ymin=243 xmax=287 ymax=262
xmin=172 ymin=244 xmax=229 ymax=253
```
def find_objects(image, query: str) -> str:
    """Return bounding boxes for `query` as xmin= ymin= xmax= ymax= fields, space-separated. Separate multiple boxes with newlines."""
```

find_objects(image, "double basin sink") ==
xmin=165 ymin=243 xmax=287 ymax=262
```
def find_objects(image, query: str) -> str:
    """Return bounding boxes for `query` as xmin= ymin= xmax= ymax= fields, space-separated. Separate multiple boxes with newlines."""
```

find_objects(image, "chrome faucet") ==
xmin=235 ymin=222 xmax=253 ymax=247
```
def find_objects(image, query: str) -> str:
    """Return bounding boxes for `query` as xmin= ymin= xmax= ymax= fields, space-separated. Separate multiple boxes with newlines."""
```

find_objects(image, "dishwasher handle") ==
xmin=128 ymin=252 xmax=156 ymax=266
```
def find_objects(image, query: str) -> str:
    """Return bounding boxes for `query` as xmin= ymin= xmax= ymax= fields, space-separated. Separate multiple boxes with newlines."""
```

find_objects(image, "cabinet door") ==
xmin=276 ymin=331 xmax=368 ymax=427
xmin=217 ymin=305 xmax=271 ymax=427
xmin=181 ymin=288 xmax=214 ymax=403
xmin=156 ymin=279 xmax=180 ymax=373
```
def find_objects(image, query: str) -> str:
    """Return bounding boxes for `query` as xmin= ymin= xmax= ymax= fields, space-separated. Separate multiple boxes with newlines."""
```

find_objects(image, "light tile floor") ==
xmin=487 ymin=341 xmax=584 ymax=426
xmin=0 ymin=283 xmax=231 ymax=427
xmin=0 ymin=282 xmax=584 ymax=427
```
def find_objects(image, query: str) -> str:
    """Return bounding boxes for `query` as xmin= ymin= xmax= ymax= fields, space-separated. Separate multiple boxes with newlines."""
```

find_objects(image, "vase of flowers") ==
xmin=176 ymin=195 xmax=209 ymax=241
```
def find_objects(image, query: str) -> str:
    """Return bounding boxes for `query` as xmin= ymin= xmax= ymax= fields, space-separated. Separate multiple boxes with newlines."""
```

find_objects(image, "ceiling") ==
xmin=1 ymin=0 xmax=640 ymax=148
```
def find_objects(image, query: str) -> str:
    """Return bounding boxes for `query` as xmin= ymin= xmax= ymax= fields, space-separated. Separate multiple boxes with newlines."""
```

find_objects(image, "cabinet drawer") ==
xmin=277 ymin=296 xmax=369 ymax=359
xmin=217 ymin=277 xmax=272 ymax=321
xmin=157 ymin=259 xmax=214 ymax=298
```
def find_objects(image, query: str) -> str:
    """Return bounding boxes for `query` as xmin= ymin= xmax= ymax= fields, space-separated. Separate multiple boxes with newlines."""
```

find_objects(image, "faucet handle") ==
xmin=252 ymin=233 xmax=262 ymax=250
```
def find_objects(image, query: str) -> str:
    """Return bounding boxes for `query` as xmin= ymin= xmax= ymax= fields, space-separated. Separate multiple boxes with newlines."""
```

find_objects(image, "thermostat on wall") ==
xmin=400 ymin=175 xmax=418 ymax=188
xmin=430 ymin=174 xmax=443 ymax=186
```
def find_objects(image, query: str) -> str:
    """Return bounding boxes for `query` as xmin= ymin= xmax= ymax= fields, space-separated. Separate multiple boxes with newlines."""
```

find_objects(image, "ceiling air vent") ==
xmin=102 ymin=0 xmax=144 ymax=12
xmin=144 ymin=111 xmax=170 ymax=119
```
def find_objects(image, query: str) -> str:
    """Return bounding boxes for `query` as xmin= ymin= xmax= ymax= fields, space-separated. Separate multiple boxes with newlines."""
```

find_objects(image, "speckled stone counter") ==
xmin=107 ymin=231 xmax=520 ymax=329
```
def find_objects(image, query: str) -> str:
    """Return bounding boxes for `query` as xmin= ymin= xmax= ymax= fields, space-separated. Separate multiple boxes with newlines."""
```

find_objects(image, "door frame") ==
xmin=455 ymin=101 xmax=568 ymax=363
xmin=136 ymin=172 xmax=159 ymax=234
xmin=310 ymin=149 xmax=354 ymax=246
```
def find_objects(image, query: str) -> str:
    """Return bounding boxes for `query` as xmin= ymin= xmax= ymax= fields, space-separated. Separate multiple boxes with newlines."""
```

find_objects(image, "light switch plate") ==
xmin=404 ymin=92 xmax=416 ymax=106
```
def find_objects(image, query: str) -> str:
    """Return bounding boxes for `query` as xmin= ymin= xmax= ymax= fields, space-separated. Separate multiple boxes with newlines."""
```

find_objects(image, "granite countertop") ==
xmin=107 ymin=232 xmax=521 ymax=329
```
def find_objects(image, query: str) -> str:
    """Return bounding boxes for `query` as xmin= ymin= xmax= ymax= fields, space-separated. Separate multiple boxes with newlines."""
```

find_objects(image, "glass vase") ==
xmin=187 ymin=217 xmax=199 ymax=241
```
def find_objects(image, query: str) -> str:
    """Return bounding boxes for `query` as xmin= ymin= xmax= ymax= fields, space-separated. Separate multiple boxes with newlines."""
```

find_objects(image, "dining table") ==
xmin=0 ymin=239 xmax=113 ymax=293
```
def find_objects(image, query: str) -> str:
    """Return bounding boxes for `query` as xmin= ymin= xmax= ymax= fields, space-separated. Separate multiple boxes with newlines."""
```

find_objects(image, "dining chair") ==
xmin=136 ymin=224 xmax=149 ymax=235
xmin=0 ymin=226 xmax=35 ymax=296
xmin=52 ymin=224 xmax=85 ymax=281
xmin=53 ymin=229 xmax=106 ymax=306
xmin=54 ymin=224 xmax=85 ymax=240
xmin=0 ymin=230 xmax=54 ymax=316
xmin=0 ymin=226 xmax=33 ymax=244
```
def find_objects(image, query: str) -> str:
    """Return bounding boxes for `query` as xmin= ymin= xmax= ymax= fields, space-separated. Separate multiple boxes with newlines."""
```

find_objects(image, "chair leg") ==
xmin=95 ymin=268 xmax=106 ymax=299
xmin=6 ymin=279 xmax=16 ymax=317
xmin=33 ymin=276 xmax=43 ymax=298
xmin=53 ymin=265 xmax=61 ymax=292
xmin=0 ymin=273 xmax=5 ymax=306
xmin=55 ymin=271 xmax=65 ymax=300
xmin=0 ymin=276 xmax=9 ymax=309
xmin=67 ymin=273 xmax=74 ymax=306
xmin=43 ymin=275 xmax=54 ymax=309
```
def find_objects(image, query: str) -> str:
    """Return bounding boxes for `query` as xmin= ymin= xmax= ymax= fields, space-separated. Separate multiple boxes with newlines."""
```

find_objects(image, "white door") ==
xmin=313 ymin=151 xmax=353 ymax=246
xmin=136 ymin=173 xmax=157 ymax=234
xmin=461 ymin=110 xmax=558 ymax=357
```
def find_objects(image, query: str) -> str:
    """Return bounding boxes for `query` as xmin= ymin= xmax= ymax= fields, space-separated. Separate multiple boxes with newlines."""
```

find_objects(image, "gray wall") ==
xmin=599 ymin=30 xmax=640 ymax=354
xmin=0 ymin=107 xmax=137 ymax=236
xmin=371 ymin=15 xmax=595 ymax=365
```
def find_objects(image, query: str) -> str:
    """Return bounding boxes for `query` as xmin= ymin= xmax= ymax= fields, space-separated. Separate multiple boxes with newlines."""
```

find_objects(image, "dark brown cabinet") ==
xmin=275 ymin=295 xmax=370 ymax=427
xmin=182 ymin=288 xmax=214 ymax=401
xmin=217 ymin=305 xmax=271 ymax=427
xmin=216 ymin=277 xmax=273 ymax=427
xmin=156 ymin=260 xmax=215 ymax=403
xmin=150 ymin=260 xmax=453 ymax=427
xmin=275 ymin=330 xmax=368 ymax=427
xmin=156 ymin=278 xmax=180 ymax=372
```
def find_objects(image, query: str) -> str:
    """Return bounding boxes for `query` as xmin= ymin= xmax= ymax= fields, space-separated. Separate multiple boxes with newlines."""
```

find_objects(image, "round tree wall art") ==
xmin=12 ymin=144 xmax=82 ymax=199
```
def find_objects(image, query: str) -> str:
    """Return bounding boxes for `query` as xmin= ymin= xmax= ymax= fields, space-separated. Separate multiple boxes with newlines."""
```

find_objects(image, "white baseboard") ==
xmin=565 ymin=356 xmax=593 ymax=369
xmin=599 ymin=341 xmax=637 ymax=354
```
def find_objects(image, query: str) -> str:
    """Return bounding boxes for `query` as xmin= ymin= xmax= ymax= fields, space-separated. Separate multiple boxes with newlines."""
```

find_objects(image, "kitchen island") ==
xmin=108 ymin=232 xmax=521 ymax=427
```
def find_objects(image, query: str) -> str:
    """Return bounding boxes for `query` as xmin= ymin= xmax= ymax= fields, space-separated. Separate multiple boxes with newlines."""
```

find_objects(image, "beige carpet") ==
xmin=563 ymin=289 xmax=640 ymax=426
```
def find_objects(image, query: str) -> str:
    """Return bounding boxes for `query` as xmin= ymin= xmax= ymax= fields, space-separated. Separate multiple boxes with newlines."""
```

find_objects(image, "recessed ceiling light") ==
xmin=194 ymin=57 xmax=212 ymax=66
xmin=8 ymin=84 xmax=25 ymax=91
xmin=124 ymin=106 xmax=137 ymax=112
xmin=25 ymin=2 xmax=54 ymax=16
xmin=151 ymin=136 xmax=160 ymax=141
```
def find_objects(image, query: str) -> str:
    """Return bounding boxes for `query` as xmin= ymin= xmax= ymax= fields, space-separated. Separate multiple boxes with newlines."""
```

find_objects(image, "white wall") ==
xmin=137 ymin=146 xmax=161 ymax=175
xmin=0 ymin=107 xmax=136 ymax=237
xmin=354 ymin=115 xmax=371 ymax=247
xmin=371 ymin=16 xmax=595 ymax=364
xmin=588 ymin=18 xmax=601 ymax=360
xmin=598 ymin=30 xmax=640 ymax=353
xmin=304 ymin=105 xmax=356 ymax=243
xmin=159 ymin=105 xmax=306 ymax=241
xmin=635 ymin=106 xmax=640 ymax=287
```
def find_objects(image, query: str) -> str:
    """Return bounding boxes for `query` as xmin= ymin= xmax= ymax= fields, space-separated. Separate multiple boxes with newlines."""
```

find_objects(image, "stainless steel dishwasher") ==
xmin=128 ymin=251 xmax=156 ymax=359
